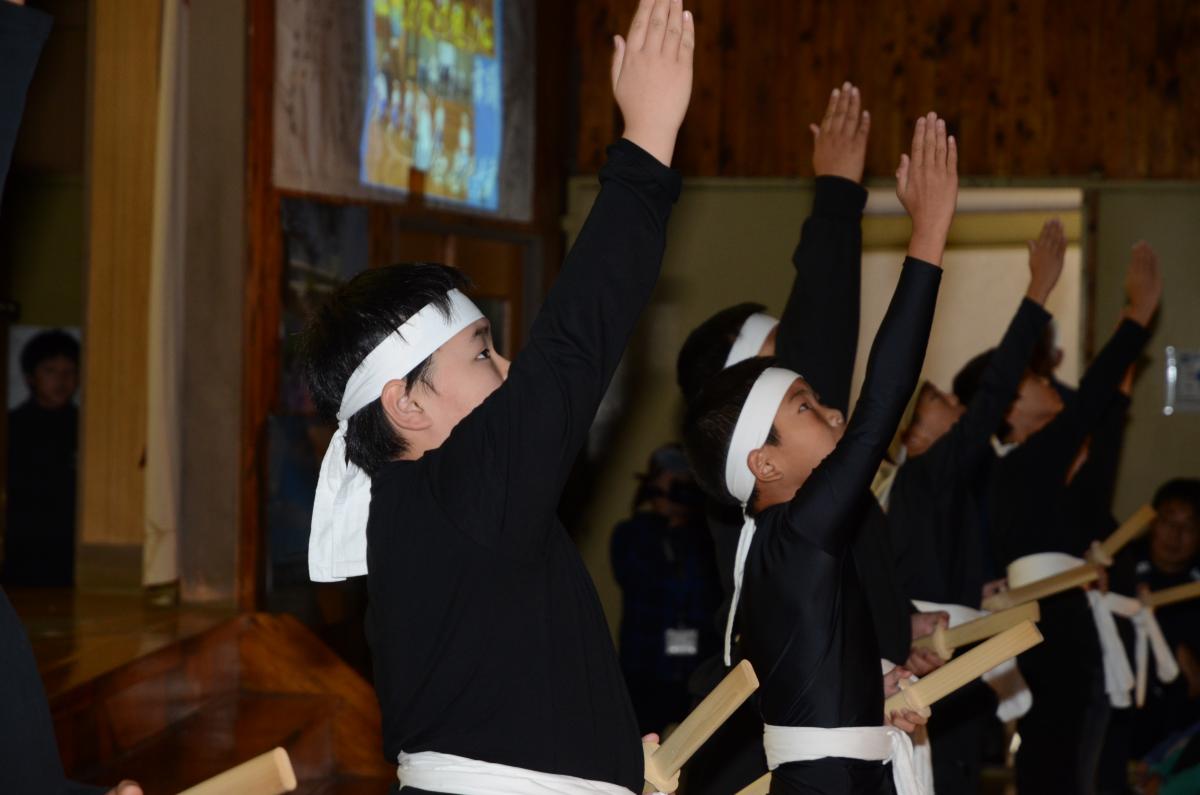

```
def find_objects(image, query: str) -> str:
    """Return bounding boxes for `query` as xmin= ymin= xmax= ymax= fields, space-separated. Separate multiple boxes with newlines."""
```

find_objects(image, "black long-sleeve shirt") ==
xmin=979 ymin=318 xmax=1150 ymax=788
xmin=364 ymin=141 xmax=679 ymax=792
xmin=988 ymin=319 xmax=1149 ymax=566
xmin=888 ymin=298 xmax=1051 ymax=607
xmin=742 ymin=258 xmax=940 ymax=794
xmin=708 ymin=177 xmax=911 ymax=664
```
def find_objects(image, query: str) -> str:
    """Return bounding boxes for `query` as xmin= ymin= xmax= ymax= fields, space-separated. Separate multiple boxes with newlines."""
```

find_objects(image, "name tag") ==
xmin=665 ymin=628 xmax=699 ymax=657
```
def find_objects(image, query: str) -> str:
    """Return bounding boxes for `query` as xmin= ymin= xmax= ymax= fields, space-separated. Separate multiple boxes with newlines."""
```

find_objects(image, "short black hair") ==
xmin=951 ymin=349 xmax=993 ymax=407
xmin=677 ymin=303 xmax=767 ymax=403
xmin=952 ymin=348 xmax=1015 ymax=441
xmin=683 ymin=356 xmax=780 ymax=507
xmin=20 ymin=329 xmax=80 ymax=376
xmin=300 ymin=263 xmax=469 ymax=476
xmin=1154 ymin=478 xmax=1200 ymax=521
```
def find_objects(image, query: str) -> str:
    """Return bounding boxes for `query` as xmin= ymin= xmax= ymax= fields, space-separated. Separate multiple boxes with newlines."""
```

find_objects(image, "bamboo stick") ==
xmin=886 ymin=621 xmax=1043 ymax=714
xmin=735 ymin=622 xmax=1042 ymax=795
xmin=176 ymin=747 xmax=297 ymax=795
xmin=1093 ymin=504 xmax=1156 ymax=560
xmin=644 ymin=660 xmax=759 ymax=793
xmin=982 ymin=564 xmax=1098 ymax=611
xmin=911 ymin=602 xmax=1041 ymax=660
xmin=1145 ymin=580 xmax=1200 ymax=609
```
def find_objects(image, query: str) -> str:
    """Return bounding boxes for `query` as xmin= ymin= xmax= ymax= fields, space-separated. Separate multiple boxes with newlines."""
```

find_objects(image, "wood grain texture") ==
xmin=37 ymin=607 xmax=393 ymax=789
xmin=574 ymin=0 xmax=1200 ymax=178
xmin=79 ymin=0 xmax=162 ymax=552
xmin=242 ymin=0 xmax=282 ymax=610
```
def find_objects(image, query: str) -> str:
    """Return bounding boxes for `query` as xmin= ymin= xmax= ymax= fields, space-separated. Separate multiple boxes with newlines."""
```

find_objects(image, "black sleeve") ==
xmin=426 ymin=140 xmax=680 ymax=547
xmin=1017 ymin=319 xmax=1149 ymax=490
xmin=1075 ymin=392 xmax=1130 ymax=512
xmin=0 ymin=3 xmax=51 ymax=200
xmin=906 ymin=298 xmax=1051 ymax=493
xmin=779 ymin=258 xmax=941 ymax=556
xmin=0 ymin=588 xmax=105 ymax=795
xmin=774 ymin=176 xmax=867 ymax=415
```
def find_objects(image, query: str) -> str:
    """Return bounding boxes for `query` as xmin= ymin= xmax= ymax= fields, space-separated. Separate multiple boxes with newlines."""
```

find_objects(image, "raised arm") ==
xmin=784 ymin=113 xmax=956 ymax=555
xmin=775 ymin=83 xmax=869 ymax=415
xmin=921 ymin=220 xmax=1064 ymax=485
xmin=1019 ymin=242 xmax=1159 ymax=478
xmin=429 ymin=0 xmax=694 ymax=543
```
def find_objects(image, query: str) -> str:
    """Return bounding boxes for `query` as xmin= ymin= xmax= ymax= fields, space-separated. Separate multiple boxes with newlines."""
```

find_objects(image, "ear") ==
xmin=380 ymin=378 xmax=432 ymax=434
xmin=747 ymin=446 xmax=784 ymax=485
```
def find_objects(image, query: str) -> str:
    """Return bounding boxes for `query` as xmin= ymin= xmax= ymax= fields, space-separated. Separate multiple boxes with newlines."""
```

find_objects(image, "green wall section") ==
xmin=1 ymin=175 xmax=85 ymax=327
xmin=1094 ymin=188 xmax=1200 ymax=520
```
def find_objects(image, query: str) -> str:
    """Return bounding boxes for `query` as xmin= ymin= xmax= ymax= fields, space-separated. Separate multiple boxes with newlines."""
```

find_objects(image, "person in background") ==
xmin=611 ymin=443 xmax=721 ymax=736
xmin=1102 ymin=479 xmax=1200 ymax=792
xmin=1 ymin=2 xmax=140 ymax=792
xmin=4 ymin=329 xmax=80 ymax=587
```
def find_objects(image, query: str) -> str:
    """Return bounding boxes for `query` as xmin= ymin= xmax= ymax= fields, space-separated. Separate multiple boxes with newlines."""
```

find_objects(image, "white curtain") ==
xmin=143 ymin=0 xmax=188 ymax=587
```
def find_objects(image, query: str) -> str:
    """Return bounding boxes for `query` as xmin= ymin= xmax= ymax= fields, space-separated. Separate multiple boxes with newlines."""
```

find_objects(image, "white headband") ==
xmin=721 ymin=366 xmax=799 ymax=664
xmin=723 ymin=313 xmax=779 ymax=369
xmin=309 ymin=288 xmax=484 ymax=582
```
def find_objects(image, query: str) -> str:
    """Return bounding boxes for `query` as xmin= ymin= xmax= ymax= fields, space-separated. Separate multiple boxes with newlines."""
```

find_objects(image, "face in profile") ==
xmin=27 ymin=355 xmax=79 ymax=410
xmin=760 ymin=377 xmax=846 ymax=492
xmin=415 ymin=318 xmax=510 ymax=447
xmin=1005 ymin=371 xmax=1064 ymax=441
xmin=906 ymin=382 xmax=965 ymax=456
xmin=1149 ymin=498 xmax=1200 ymax=574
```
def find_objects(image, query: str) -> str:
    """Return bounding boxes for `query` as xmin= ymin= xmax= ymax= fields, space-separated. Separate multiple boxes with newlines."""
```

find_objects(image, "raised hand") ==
xmin=611 ymin=0 xmax=695 ymax=167
xmin=810 ymin=82 xmax=871 ymax=182
xmin=896 ymin=112 xmax=959 ymax=266
xmin=1123 ymin=241 xmax=1163 ymax=327
xmin=1026 ymin=218 xmax=1067 ymax=305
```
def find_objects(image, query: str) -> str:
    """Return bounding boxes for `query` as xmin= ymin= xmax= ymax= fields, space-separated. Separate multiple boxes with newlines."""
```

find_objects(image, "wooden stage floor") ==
xmin=7 ymin=587 xmax=233 ymax=702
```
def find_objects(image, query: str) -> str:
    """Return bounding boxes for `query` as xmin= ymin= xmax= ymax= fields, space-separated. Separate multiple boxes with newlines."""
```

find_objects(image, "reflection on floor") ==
xmin=9 ymin=589 xmax=393 ymax=793
xmin=10 ymin=588 xmax=231 ymax=702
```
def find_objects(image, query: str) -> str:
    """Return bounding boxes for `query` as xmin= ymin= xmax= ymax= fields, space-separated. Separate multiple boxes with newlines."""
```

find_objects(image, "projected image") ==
xmin=362 ymin=0 xmax=502 ymax=210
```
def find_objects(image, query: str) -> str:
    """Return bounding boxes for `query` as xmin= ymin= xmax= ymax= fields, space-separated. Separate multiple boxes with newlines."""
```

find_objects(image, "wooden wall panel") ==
xmin=79 ymin=0 xmax=162 ymax=556
xmin=574 ymin=0 xmax=1200 ymax=179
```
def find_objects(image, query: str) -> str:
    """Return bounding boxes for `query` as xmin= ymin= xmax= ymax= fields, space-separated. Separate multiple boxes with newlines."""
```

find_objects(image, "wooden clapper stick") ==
xmin=176 ymin=747 xmax=297 ymax=795
xmin=643 ymin=659 xmax=759 ymax=793
xmin=910 ymin=602 xmax=1040 ymax=661
xmin=735 ymin=621 xmax=1043 ymax=795
xmin=983 ymin=504 xmax=1156 ymax=612
xmin=1145 ymin=580 xmax=1200 ymax=609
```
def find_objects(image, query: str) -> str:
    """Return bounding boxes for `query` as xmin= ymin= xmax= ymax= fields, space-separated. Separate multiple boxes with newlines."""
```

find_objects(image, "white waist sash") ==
xmin=1006 ymin=551 xmax=1150 ymax=708
xmin=397 ymin=752 xmax=643 ymax=795
xmin=762 ymin=724 xmax=924 ymax=795
xmin=1102 ymin=592 xmax=1180 ymax=707
xmin=911 ymin=599 xmax=1033 ymax=721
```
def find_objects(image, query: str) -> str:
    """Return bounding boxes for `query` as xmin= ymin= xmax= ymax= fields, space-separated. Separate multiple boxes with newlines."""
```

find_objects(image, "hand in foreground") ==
xmin=810 ymin=82 xmax=870 ymax=182
xmin=106 ymin=782 xmax=142 ymax=795
xmin=896 ymin=112 xmax=959 ymax=266
xmin=1027 ymin=218 xmax=1067 ymax=305
xmin=612 ymin=0 xmax=695 ymax=167
xmin=905 ymin=611 xmax=950 ymax=675
xmin=882 ymin=666 xmax=928 ymax=734
xmin=1123 ymin=241 xmax=1162 ymax=327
